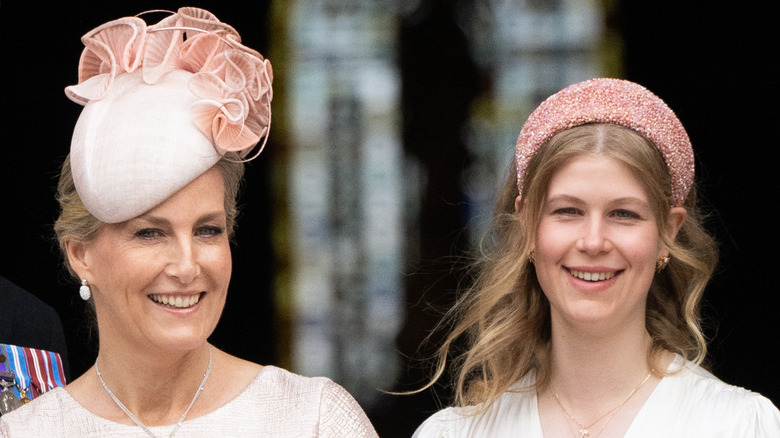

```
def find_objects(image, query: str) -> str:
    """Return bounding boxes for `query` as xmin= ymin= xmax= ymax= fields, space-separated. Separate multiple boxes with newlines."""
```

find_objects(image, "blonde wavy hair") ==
xmin=423 ymin=123 xmax=718 ymax=409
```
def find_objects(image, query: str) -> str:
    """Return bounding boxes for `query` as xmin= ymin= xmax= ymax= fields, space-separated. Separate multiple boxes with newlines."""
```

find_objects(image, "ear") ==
xmin=665 ymin=206 xmax=687 ymax=241
xmin=514 ymin=195 xmax=522 ymax=214
xmin=65 ymin=240 xmax=91 ymax=282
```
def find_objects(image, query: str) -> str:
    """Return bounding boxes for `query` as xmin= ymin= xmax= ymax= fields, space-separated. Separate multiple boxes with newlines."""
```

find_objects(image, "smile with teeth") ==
xmin=568 ymin=269 xmax=615 ymax=282
xmin=149 ymin=293 xmax=203 ymax=308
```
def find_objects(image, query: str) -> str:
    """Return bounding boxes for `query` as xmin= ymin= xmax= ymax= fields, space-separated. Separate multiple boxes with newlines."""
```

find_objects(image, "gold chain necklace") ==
xmin=551 ymin=370 xmax=654 ymax=438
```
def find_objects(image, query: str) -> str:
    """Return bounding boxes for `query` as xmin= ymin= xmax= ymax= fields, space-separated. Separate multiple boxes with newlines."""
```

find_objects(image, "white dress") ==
xmin=0 ymin=366 xmax=378 ymax=437
xmin=413 ymin=355 xmax=780 ymax=437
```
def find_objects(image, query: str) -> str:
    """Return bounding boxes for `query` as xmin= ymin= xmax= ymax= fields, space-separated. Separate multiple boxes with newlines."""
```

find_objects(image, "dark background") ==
xmin=1 ymin=1 xmax=777 ymax=436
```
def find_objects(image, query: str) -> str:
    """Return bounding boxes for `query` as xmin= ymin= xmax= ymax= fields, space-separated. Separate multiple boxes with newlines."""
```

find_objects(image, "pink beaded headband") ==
xmin=514 ymin=78 xmax=693 ymax=206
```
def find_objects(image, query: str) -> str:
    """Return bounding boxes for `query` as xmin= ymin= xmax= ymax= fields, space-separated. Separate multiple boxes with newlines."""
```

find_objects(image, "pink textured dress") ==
xmin=0 ymin=366 xmax=378 ymax=437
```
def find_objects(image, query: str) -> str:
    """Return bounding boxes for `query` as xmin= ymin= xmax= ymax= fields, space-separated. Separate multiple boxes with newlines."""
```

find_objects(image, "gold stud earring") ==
xmin=655 ymin=256 xmax=670 ymax=273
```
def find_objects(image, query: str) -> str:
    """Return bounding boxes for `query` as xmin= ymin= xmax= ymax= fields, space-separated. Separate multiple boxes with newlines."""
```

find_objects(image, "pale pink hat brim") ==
xmin=70 ymin=70 xmax=221 ymax=223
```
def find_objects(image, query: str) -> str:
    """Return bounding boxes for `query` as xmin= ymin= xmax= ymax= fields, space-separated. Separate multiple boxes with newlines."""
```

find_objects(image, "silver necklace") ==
xmin=95 ymin=345 xmax=213 ymax=438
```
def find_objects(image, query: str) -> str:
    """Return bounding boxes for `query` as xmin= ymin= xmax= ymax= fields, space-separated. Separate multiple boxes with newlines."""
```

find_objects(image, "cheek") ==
xmin=533 ymin=226 xmax=565 ymax=288
xmin=86 ymin=242 xmax=134 ymax=282
xmin=535 ymin=222 xmax=571 ymax=260
xmin=624 ymin=231 xmax=663 ymax=264
xmin=204 ymin=244 xmax=232 ymax=286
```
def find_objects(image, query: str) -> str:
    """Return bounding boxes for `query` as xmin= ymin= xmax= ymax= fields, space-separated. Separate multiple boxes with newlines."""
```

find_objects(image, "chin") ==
xmin=148 ymin=326 xmax=216 ymax=352
xmin=562 ymin=304 xmax=618 ymax=325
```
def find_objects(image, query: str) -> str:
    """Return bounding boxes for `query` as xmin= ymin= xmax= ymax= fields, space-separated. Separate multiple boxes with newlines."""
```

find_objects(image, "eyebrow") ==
xmin=546 ymin=194 xmax=583 ymax=204
xmin=133 ymin=211 xmax=227 ymax=227
xmin=546 ymin=194 xmax=650 ymax=208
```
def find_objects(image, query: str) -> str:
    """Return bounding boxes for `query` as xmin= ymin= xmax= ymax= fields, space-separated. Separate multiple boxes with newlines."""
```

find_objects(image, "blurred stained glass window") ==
xmin=456 ymin=0 xmax=620 ymax=241
xmin=269 ymin=0 xmax=619 ymax=410
xmin=271 ymin=0 xmax=405 ymax=409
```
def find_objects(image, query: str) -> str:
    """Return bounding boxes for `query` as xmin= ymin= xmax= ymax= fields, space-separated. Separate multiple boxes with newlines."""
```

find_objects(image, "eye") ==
xmin=196 ymin=225 xmax=225 ymax=237
xmin=134 ymin=228 xmax=163 ymax=239
xmin=553 ymin=207 xmax=581 ymax=216
xmin=611 ymin=209 xmax=641 ymax=220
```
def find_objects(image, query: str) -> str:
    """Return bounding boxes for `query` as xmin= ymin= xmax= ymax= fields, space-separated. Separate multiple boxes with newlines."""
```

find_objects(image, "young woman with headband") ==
xmin=413 ymin=78 xmax=780 ymax=437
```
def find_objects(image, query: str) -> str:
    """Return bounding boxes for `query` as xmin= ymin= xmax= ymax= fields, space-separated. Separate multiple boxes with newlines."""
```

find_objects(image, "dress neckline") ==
xmin=59 ymin=366 xmax=277 ymax=429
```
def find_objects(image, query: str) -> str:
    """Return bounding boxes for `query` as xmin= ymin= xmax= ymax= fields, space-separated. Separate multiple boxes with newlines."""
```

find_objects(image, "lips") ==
xmin=568 ymin=269 xmax=616 ymax=282
xmin=149 ymin=293 xmax=203 ymax=308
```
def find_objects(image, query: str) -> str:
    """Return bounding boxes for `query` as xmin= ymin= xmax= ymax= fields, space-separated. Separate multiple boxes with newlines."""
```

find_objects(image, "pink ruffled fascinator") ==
xmin=65 ymin=7 xmax=273 ymax=223
xmin=515 ymin=78 xmax=693 ymax=206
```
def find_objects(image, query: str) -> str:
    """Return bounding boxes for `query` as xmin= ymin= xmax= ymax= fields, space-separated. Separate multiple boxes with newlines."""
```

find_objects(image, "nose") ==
xmin=165 ymin=239 xmax=201 ymax=284
xmin=576 ymin=216 xmax=612 ymax=255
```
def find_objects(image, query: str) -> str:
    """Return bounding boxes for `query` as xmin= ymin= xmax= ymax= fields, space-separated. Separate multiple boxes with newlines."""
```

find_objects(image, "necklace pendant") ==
xmin=579 ymin=428 xmax=590 ymax=438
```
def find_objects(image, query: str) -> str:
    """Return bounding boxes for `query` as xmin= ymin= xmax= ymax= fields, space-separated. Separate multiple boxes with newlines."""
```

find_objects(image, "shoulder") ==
xmin=250 ymin=366 xmax=337 ymax=399
xmin=0 ymin=277 xmax=60 ymax=324
xmin=650 ymin=359 xmax=780 ymax=435
xmin=246 ymin=366 xmax=378 ymax=437
xmin=671 ymin=360 xmax=774 ymax=408
xmin=413 ymin=378 xmax=541 ymax=438
xmin=0 ymin=276 xmax=68 ymax=361
xmin=0 ymin=388 xmax=72 ymax=434
xmin=0 ymin=276 xmax=58 ymax=320
xmin=414 ymin=406 xmax=482 ymax=438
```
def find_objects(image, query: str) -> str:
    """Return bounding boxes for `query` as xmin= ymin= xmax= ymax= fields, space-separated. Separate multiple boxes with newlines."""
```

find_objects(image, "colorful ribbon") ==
xmin=0 ymin=343 xmax=66 ymax=401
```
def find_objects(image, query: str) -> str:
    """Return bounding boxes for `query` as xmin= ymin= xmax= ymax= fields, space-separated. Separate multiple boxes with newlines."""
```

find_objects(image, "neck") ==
xmin=539 ymin=314 xmax=670 ymax=437
xmin=94 ymin=342 xmax=213 ymax=426
xmin=548 ymin=315 xmax=654 ymax=404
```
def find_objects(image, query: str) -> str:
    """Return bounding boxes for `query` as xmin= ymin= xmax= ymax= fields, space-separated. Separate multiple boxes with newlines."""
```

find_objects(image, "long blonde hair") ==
xmin=424 ymin=124 xmax=718 ymax=408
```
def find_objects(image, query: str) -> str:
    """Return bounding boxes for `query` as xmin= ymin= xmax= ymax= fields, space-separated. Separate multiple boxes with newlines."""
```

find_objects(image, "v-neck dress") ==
xmin=413 ymin=355 xmax=780 ymax=437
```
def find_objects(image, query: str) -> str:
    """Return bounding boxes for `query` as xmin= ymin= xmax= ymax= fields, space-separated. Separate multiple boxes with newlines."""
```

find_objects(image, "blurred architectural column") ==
xmin=274 ymin=0 xmax=405 ymax=408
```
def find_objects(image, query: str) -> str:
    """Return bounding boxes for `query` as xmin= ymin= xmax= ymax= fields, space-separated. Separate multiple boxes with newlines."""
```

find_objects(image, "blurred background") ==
xmin=1 ymin=1 xmax=777 ymax=436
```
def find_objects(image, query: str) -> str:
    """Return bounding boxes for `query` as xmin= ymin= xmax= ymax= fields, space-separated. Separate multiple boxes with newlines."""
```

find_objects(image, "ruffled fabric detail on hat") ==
xmin=65 ymin=17 xmax=147 ymax=104
xmin=189 ymin=49 xmax=273 ymax=156
xmin=64 ymin=7 xmax=272 ymax=159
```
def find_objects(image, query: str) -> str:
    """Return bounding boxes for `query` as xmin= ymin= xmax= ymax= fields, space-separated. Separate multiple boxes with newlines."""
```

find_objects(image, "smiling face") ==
xmin=533 ymin=154 xmax=666 ymax=331
xmin=67 ymin=167 xmax=232 ymax=353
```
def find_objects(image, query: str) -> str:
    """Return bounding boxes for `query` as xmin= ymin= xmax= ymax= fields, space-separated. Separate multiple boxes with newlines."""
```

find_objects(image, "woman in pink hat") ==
xmin=0 ymin=7 xmax=376 ymax=437
xmin=413 ymin=78 xmax=780 ymax=437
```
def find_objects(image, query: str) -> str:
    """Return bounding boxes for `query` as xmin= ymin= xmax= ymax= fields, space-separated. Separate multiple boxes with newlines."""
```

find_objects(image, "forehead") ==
xmin=547 ymin=154 xmax=649 ymax=201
